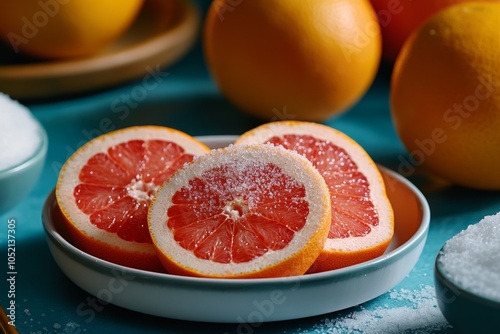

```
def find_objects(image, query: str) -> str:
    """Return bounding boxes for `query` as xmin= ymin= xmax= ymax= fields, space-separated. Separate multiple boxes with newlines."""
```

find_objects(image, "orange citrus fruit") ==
xmin=148 ymin=144 xmax=332 ymax=278
xmin=370 ymin=0 xmax=499 ymax=62
xmin=0 ymin=0 xmax=144 ymax=59
xmin=203 ymin=0 xmax=382 ymax=121
xmin=391 ymin=2 xmax=500 ymax=190
xmin=56 ymin=126 xmax=210 ymax=271
xmin=235 ymin=121 xmax=394 ymax=272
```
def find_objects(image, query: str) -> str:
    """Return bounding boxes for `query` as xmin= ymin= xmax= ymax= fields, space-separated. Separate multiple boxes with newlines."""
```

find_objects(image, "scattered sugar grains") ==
xmin=291 ymin=285 xmax=450 ymax=334
xmin=0 ymin=93 xmax=42 ymax=171
xmin=439 ymin=212 xmax=500 ymax=300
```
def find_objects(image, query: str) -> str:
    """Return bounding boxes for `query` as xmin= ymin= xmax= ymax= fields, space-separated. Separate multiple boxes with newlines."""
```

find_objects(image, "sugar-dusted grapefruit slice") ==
xmin=56 ymin=126 xmax=210 ymax=272
xmin=148 ymin=144 xmax=332 ymax=278
xmin=235 ymin=121 xmax=394 ymax=272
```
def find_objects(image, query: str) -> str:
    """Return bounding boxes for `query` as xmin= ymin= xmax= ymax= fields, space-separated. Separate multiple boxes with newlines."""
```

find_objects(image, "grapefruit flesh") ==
xmin=235 ymin=121 xmax=394 ymax=272
xmin=149 ymin=144 xmax=332 ymax=278
xmin=56 ymin=126 xmax=210 ymax=271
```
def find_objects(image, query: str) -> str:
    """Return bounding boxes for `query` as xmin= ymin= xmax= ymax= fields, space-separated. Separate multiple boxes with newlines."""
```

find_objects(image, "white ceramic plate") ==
xmin=42 ymin=135 xmax=430 ymax=323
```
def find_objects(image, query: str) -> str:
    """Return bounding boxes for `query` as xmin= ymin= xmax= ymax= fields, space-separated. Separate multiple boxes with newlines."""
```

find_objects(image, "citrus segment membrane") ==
xmin=74 ymin=139 xmax=195 ymax=243
xmin=148 ymin=144 xmax=332 ymax=278
xmin=235 ymin=121 xmax=394 ymax=272
xmin=265 ymin=134 xmax=379 ymax=239
xmin=167 ymin=162 xmax=309 ymax=263
xmin=56 ymin=126 xmax=210 ymax=271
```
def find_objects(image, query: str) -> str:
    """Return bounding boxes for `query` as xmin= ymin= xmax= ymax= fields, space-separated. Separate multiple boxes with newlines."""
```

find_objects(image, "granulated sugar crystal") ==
xmin=288 ymin=285 xmax=450 ymax=334
xmin=438 ymin=212 xmax=500 ymax=301
xmin=0 ymin=93 xmax=42 ymax=171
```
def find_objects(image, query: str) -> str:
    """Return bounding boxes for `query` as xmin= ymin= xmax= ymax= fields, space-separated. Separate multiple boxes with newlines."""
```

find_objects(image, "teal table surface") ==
xmin=2 ymin=2 xmax=500 ymax=333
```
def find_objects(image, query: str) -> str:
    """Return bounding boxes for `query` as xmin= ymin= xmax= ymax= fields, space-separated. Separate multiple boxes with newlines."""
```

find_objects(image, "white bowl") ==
xmin=0 ymin=125 xmax=48 ymax=213
xmin=42 ymin=135 xmax=430 ymax=323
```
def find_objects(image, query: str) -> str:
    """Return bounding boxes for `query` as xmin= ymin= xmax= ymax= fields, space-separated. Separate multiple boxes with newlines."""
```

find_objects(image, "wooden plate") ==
xmin=0 ymin=0 xmax=200 ymax=101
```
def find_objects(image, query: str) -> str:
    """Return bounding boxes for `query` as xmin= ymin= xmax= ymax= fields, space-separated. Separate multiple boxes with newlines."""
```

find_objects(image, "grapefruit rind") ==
xmin=235 ymin=121 xmax=394 ymax=271
xmin=148 ymin=144 xmax=332 ymax=278
xmin=56 ymin=126 xmax=210 ymax=271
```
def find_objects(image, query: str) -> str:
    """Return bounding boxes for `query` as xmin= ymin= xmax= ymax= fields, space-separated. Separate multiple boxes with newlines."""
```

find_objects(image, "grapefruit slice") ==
xmin=235 ymin=121 xmax=394 ymax=272
xmin=56 ymin=126 xmax=210 ymax=272
xmin=148 ymin=144 xmax=332 ymax=278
